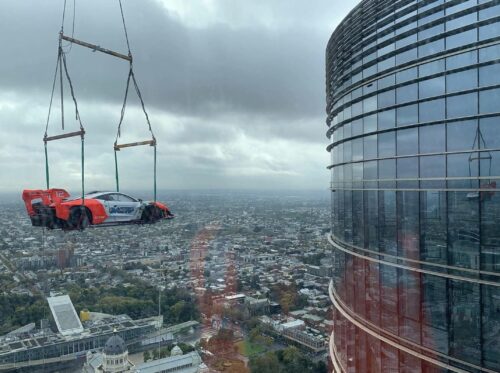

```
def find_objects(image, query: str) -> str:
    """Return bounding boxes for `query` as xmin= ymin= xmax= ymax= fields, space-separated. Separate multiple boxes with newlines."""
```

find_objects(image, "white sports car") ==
xmin=22 ymin=189 xmax=174 ymax=230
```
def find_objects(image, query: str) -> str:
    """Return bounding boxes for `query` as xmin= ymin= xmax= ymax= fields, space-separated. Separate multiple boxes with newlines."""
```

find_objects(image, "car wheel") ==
xmin=141 ymin=205 xmax=153 ymax=224
xmin=141 ymin=205 xmax=162 ymax=224
xmin=69 ymin=207 xmax=91 ymax=230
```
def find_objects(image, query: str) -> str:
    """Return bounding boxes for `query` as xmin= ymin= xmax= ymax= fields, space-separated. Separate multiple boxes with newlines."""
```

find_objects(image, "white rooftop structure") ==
xmin=224 ymin=294 xmax=246 ymax=301
xmin=135 ymin=351 xmax=202 ymax=373
xmin=47 ymin=295 xmax=83 ymax=336
xmin=279 ymin=319 xmax=305 ymax=331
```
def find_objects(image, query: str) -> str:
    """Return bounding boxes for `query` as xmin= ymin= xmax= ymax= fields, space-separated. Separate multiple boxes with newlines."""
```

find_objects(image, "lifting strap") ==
xmin=114 ymin=0 xmax=157 ymax=201
xmin=44 ymin=1 xmax=85 ymax=203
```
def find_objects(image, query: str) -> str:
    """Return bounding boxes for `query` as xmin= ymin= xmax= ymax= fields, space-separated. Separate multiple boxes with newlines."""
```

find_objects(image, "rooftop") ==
xmin=47 ymin=295 xmax=83 ymax=336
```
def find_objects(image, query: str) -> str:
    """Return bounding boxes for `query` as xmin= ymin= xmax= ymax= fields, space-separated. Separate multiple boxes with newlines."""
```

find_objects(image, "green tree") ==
xmin=314 ymin=361 xmax=328 ymax=373
xmin=249 ymin=352 xmax=282 ymax=373
xmin=170 ymin=301 xmax=186 ymax=322
xmin=160 ymin=347 xmax=170 ymax=358
xmin=249 ymin=326 xmax=261 ymax=343
xmin=143 ymin=350 xmax=151 ymax=362
xmin=177 ymin=342 xmax=195 ymax=353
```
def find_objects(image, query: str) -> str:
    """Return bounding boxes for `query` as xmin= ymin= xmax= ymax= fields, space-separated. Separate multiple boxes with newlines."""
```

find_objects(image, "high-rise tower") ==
xmin=326 ymin=1 xmax=500 ymax=371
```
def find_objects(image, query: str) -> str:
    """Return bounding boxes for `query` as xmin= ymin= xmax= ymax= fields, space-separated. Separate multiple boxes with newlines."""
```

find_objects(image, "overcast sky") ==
xmin=0 ymin=0 xmax=358 ymax=194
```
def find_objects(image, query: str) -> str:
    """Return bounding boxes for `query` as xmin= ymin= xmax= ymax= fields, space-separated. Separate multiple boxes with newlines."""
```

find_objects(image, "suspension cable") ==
xmin=61 ymin=0 xmax=67 ymax=32
xmin=61 ymin=51 xmax=83 ymax=130
xmin=44 ymin=5 xmax=85 ymax=200
xmin=119 ymin=0 xmax=131 ymax=56
xmin=44 ymin=49 xmax=61 ymax=138
xmin=131 ymin=71 xmax=154 ymax=136
xmin=116 ymin=68 xmax=132 ymax=139
xmin=114 ymin=1 xmax=157 ymax=200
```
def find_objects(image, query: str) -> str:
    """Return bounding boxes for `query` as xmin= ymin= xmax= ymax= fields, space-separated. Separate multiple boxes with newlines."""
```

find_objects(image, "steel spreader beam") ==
xmin=61 ymin=34 xmax=132 ymax=62
xmin=114 ymin=139 xmax=156 ymax=151
xmin=44 ymin=129 xmax=85 ymax=142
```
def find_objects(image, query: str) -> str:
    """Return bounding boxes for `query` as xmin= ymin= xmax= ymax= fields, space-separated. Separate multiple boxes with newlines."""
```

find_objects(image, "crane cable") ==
xmin=114 ymin=0 xmax=157 ymax=201
xmin=43 ymin=0 xmax=85 ymax=204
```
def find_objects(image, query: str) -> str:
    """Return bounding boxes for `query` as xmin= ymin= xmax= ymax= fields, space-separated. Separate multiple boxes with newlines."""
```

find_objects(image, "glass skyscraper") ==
xmin=326 ymin=1 xmax=500 ymax=372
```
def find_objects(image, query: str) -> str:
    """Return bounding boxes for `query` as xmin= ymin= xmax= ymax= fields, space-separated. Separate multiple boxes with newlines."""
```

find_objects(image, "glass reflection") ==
xmin=327 ymin=2 xmax=500 ymax=371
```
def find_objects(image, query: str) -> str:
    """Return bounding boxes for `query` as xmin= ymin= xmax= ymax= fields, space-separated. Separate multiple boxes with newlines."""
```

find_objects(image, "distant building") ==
xmin=244 ymin=296 xmax=270 ymax=316
xmin=0 ymin=295 xmax=162 ymax=372
xmin=83 ymin=340 xmax=206 ymax=373
xmin=84 ymin=332 xmax=133 ymax=372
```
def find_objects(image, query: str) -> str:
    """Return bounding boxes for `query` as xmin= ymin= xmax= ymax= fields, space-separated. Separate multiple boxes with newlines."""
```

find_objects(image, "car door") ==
xmin=109 ymin=193 xmax=141 ymax=222
xmin=96 ymin=193 xmax=119 ymax=223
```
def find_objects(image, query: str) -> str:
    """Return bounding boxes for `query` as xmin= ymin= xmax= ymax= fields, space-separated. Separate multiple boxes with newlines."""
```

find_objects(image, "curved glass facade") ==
xmin=326 ymin=1 xmax=500 ymax=372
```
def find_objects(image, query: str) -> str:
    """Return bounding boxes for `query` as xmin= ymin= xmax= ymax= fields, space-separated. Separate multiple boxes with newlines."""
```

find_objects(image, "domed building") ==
xmin=83 ymin=331 xmax=133 ymax=373
xmin=83 ymin=334 xmax=207 ymax=373
xmin=102 ymin=333 xmax=131 ymax=372
xmin=169 ymin=345 xmax=183 ymax=357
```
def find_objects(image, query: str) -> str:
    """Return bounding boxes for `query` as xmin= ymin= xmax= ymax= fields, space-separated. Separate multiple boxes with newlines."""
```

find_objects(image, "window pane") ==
xmin=419 ymin=76 xmax=445 ymax=99
xmin=479 ymin=63 xmax=500 ymax=87
xmin=480 ymin=88 xmax=500 ymax=114
xmin=446 ymin=0 xmax=477 ymax=15
xmin=379 ymin=158 xmax=396 ymax=180
xmin=396 ymin=34 xmax=417 ymax=48
xmin=449 ymin=282 xmax=481 ymax=363
xmin=379 ymin=131 xmax=396 ymax=157
xmin=420 ymin=155 xmax=445 ymax=178
xmin=364 ymin=114 xmax=377 ymax=133
xmin=479 ymin=21 xmax=500 ymax=41
xmin=352 ymin=138 xmax=363 ymax=161
xmin=364 ymin=95 xmax=378 ymax=112
xmin=364 ymin=81 xmax=378 ymax=95
xmin=378 ymin=109 xmax=396 ymax=130
xmin=447 ymin=50 xmax=478 ymax=69
xmin=447 ymin=153 xmax=478 ymax=179
xmin=420 ymin=8 xmax=444 ymax=25
xmin=352 ymin=101 xmax=362 ymax=117
xmin=446 ymin=12 xmax=477 ymax=31
xmin=379 ymin=74 xmax=396 ymax=89
xmin=479 ymin=44 xmax=500 ymax=62
xmin=419 ymin=23 xmax=444 ymax=40
xmin=378 ymin=89 xmax=396 ymax=108
xmin=480 ymin=3 xmax=500 ymax=21
xmin=482 ymin=287 xmax=500 ymax=370
xmin=419 ymin=38 xmax=445 ymax=58
xmin=447 ymin=120 xmax=478 ymax=152
xmin=480 ymin=117 xmax=500 ymax=149
xmin=422 ymin=276 xmax=449 ymax=352
xmin=447 ymin=93 xmax=478 ymax=118
xmin=397 ymin=104 xmax=418 ymax=126
xmin=364 ymin=134 xmax=378 ymax=159
xmin=447 ymin=69 xmax=478 ymax=94
xmin=397 ymin=83 xmax=418 ymax=104
xmin=397 ymin=67 xmax=418 ymax=83
xmin=446 ymin=29 xmax=477 ymax=50
xmin=344 ymin=140 xmax=352 ymax=163
xmin=419 ymin=59 xmax=445 ymax=77
xmin=352 ymin=119 xmax=363 ymax=136
xmin=344 ymin=122 xmax=352 ymax=139
xmin=378 ymin=56 xmax=396 ymax=71
xmin=420 ymin=98 xmax=445 ymax=122
xmin=397 ymin=157 xmax=418 ymax=178
xmin=397 ymin=128 xmax=418 ymax=156
xmin=396 ymin=48 xmax=418 ymax=64
xmin=420 ymin=124 xmax=445 ymax=153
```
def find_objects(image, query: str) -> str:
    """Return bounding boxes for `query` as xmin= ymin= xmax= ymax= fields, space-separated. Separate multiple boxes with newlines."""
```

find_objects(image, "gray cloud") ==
xmin=0 ymin=0 xmax=358 ymax=192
